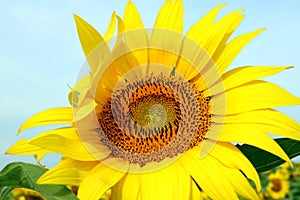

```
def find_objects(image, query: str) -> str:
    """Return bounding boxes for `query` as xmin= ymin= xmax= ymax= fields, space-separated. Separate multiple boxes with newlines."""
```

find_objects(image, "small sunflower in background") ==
xmin=276 ymin=165 xmax=290 ymax=180
xmin=265 ymin=172 xmax=290 ymax=199
xmin=11 ymin=188 xmax=45 ymax=200
xmin=258 ymin=162 xmax=300 ymax=199
xmin=6 ymin=0 xmax=300 ymax=199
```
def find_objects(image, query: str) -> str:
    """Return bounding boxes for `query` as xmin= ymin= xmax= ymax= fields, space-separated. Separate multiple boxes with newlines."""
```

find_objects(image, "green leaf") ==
xmin=258 ymin=173 xmax=269 ymax=190
xmin=0 ymin=162 xmax=78 ymax=200
xmin=237 ymin=138 xmax=300 ymax=172
xmin=0 ymin=186 xmax=13 ymax=200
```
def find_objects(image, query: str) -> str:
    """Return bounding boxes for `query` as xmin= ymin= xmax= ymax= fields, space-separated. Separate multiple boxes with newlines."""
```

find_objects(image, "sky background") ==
xmin=0 ymin=0 xmax=300 ymax=169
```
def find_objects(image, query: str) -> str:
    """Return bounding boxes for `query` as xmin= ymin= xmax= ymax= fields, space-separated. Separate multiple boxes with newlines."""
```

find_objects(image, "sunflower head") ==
xmin=73 ymin=28 xmax=226 ymax=172
xmin=6 ymin=1 xmax=300 ymax=199
xmin=266 ymin=173 xmax=290 ymax=199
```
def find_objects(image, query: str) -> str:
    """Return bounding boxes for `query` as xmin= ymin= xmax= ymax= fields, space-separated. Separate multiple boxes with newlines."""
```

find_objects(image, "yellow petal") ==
xmin=111 ymin=42 xmax=140 ymax=76
xmin=207 ymin=141 xmax=260 ymax=191
xmin=214 ymin=80 xmax=300 ymax=115
xmin=190 ymin=179 xmax=201 ymax=200
xmin=186 ymin=4 xmax=227 ymax=41
xmin=123 ymin=2 xmax=148 ymax=67
xmin=150 ymin=0 xmax=183 ymax=68
xmin=103 ymin=11 xmax=117 ymax=40
xmin=139 ymin=162 xmax=190 ymax=200
xmin=86 ymin=17 xmax=122 ymax=104
xmin=29 ymin=127 xmax=106 ymax=161
xmin=153 ymin=0 xmax=183 ymax=32
xmin=209 ymin=66 xmax=292 ymax=95
xmin=179 ymin=148 xmax=238 ymax=200
xmin=114 ymin=15 xmax=125 ymax=47
xmin=89 ymin=60 xmax=121 ymax=105
xmin=214 ymin=109 xmax=300 ymax=140
xmin=220 ymin=109 xmax=300 ymax=131
xmin=74 ymin=14 xmax=104 ymax=58
xmin=207 ymin=123 xmax=291 ymax=163
xmin=5 ymin=139 xmax=48 ymax=161
xmin=77 ymin=161 xmax=126 ymax=200
xmin=215 ymin=28 xmax=265 ymax=74
xmin=124 ymin=2 xmax=144 ymax=30
xmin=177 ymin=4 xmax=226 ymax=77
xmin=182 ymin=9 xmax=244 ymax=92
xmin=74 ymin=14 xmax=112 ymax=73
xmin=225 ymin=66 xmax=291 ymax=89
xmin=111 ymin=17 xmax=146 ymax=77
xmin=74 ymin=99 xmax=97 ymax=121
xmin=18 ymin=107 xmax=73 ymax=134
xmin=189 ymin=9 xmax=243 ymax=58
xmin=255 ymin=124 xmax=300 ymax=144
xmin=179 ymin=5 xmax=244 ymax=82
xmin=93 ymin=77 xmax=117 ymax=105
xmin=149 ymin=30 xmax=181 ymax=70
xmin=185 ymin=146 xmax=259 ymax=199
xmin=211 ymin=9 xmax=245 ymax=61
xmin=111 ymin=174 xmax=140 ymax=200
xmin=222 ymin=167 xmax=259 ymax=199
xmin=37 ymin=157 xmax=99 ymax=186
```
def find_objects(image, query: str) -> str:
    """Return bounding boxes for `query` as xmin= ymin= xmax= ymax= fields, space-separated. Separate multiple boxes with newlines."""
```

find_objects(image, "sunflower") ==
xmin=11 ymin=188 xmax=45 ymax=200
xmin=6 ymin=1 xmax=300 ymax=199
xmin=265 ymin=173 xmax=290 ymax=199
xmin=275 ymin=164 xmax=290 ymax=180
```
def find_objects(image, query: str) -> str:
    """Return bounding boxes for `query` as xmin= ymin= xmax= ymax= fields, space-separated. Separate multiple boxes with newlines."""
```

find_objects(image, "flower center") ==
xmin=271 ymin=179 xmax=282 ymax=192
xmin=97 ymin=73 xmax=211 ymax=166
xmin=129 ymin=87 xmax=178 ymax=131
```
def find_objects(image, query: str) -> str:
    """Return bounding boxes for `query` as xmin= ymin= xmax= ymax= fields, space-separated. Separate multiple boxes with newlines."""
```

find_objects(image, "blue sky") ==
xmin=0 ymin=0 xmax=300 ymax=169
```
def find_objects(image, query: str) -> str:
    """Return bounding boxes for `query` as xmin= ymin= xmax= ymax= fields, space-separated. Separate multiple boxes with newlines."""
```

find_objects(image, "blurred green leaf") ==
xmin=236 ymin=138 xmax=300 ymax=172
xmin=258 ymin=173 xmax=269 ymax=190
xmin=0 ymin=162 xmax=77 ymax=200
xmin=0 ymin=186 xmax=13 ymax=200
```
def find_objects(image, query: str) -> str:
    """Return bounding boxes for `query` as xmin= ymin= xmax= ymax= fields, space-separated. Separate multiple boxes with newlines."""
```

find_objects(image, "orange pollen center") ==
xmin=271 ymin=179 xmax=282 ymax=192
xmin=97 ymin=74 xmax=211 ymax=166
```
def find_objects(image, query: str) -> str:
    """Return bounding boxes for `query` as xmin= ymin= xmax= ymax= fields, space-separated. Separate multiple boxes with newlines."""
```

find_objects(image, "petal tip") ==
xmin=17 ymin=126 xmax=24 ymax=135
xmin=36 ymin=177 xmax=45 ymax=185
xmin=219 ymin=3 xmax=228 ymax=9
xmin=73 ymin=13 xmax=80 ymax=20
xmin=260 ymin=27 xmax=267 ymax=32
xmin=4 ymin=149 xmax=11 ymax=155
xmin=126 ymin=1 xmax=134 ymax=6
xmin=239 ymin=9 xmax=246 ymax=13
xmin=5 ymin=145 xmax=16 ymax=155
xmin=73 ymin=14 xmax=86 ymax=25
